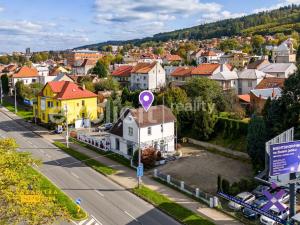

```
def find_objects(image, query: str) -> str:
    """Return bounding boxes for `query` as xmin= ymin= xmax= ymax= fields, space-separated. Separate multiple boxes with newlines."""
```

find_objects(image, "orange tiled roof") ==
xmin=238 ymin=94 xmax=250 ymax=103
xmin=170 ymin=67 xmax=193 ymax=77
xmin=4 ymin=64 xmax=18 ymax=72
xmin=45 ymin=81 xmax=97 ymax=100
xmin=191 ymin=64 xmax=220 ymax=76
xmin=12 ymin=66 xmax=39 ymax=78
xmin=165 ymin=54 xmax=182 ymax=61
xmin=131 ymin=62 xmax=156 ymax=74
xmin=112 ymin=65 xmax=133 ymax=77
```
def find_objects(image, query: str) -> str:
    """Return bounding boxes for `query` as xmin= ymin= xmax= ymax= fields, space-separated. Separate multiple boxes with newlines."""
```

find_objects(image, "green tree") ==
xmin=114 ymin=54 xmax=123 ymax=64
xmin=247 ymin=115 xmax=267 ymax=171
xmin=92 ymin=60 xmax=109 ymax=78
xmin=94 ymin=77 xmax=120 ymax=92
xmin=153 ymin=47 xmax=164 ymax=55
xmin=219 ymin=39 xmax=239 ymax=52
xmin=1 ymin=74 xmax=9 ymax=95
xmin=0 ymin=56 xmax=9 ymax=64
xmin=296 ymin=45 xmax=300 ymax=64
xmin=252 ymin=35 xmax=266 ymax=54
xmin=184 ymin=77 xmax=226 ymax=111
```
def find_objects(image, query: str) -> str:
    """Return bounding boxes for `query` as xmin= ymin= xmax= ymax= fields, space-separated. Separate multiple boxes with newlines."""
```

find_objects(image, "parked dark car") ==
xmin=242 ymin=196 xmax=268 ymax=220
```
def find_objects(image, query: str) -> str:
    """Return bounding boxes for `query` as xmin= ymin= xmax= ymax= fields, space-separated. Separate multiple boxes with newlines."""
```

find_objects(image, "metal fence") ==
xmin=154 ymin=169 xmax=216 ymax=206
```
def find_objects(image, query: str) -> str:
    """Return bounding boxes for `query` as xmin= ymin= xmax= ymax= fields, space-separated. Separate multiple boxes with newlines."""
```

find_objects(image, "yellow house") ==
xmin=229 ymin=53 xmax=249 ymax=69
xmin=34 ymin=81 xmax=98 ymax=125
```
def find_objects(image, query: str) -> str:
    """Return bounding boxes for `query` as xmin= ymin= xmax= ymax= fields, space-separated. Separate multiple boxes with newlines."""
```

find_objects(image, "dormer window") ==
xmin=148 ymin=127 xmax=152 ymax=135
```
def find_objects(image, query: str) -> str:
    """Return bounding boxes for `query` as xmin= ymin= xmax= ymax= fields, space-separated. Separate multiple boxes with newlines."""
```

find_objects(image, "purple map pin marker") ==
xmin=139 ymin=90 xmax=154 ymax=112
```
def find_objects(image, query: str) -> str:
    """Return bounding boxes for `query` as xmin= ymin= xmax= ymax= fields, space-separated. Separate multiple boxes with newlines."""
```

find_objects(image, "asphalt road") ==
xmin=0 ymin=110 xmax=181 ymax=225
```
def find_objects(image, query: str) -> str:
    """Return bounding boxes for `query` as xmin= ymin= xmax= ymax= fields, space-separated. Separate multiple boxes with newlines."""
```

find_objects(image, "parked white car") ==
xmin=260 ymin=204 xmax=289 ymax=225
xmin=228 ymin=192 xmax=255 ymax=211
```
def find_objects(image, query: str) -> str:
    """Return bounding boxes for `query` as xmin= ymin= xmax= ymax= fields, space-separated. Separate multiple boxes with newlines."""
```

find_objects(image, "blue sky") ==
xmin=0 ymin=0 xmax=299 ymax=52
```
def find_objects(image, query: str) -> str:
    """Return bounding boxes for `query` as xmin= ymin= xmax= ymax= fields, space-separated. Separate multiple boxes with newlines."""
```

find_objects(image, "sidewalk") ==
xmin=0 ymin=107 xmax=243 ymax=225
xmin=45 ymin=137 xmax=242 ymax=225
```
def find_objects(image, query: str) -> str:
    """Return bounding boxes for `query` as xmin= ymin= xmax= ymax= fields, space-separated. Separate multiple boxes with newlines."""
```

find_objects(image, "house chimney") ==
xmin=272 ymin=88 xmax=275 ymax=98
xmin=82 ymin=83 xmax=85 ymax=90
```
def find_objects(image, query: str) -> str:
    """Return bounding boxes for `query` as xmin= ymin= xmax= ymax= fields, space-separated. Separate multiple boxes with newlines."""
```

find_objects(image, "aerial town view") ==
xmin=2 ymin=0 xmax=300 ymax=225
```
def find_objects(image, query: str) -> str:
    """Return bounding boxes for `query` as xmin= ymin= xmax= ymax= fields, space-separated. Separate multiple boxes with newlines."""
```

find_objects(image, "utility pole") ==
xmin=14 ymin=84 xmax=17 ymax=113
xmin=138 ymin=127 xmax=142 ymax=188
xmin=65 ymin=104 xmax=69 ymax=148
xmin=0 ymin=78 xmax=3 ymax=105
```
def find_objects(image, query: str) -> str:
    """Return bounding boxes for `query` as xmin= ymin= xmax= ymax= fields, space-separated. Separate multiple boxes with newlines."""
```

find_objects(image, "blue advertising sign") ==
xmin=137 ymin=164 xmax=143 ymax=177
xmin=218 ymin=191 xmax=287 ymax=225
xmin=270 ymin=141 xmax=300 ymax=176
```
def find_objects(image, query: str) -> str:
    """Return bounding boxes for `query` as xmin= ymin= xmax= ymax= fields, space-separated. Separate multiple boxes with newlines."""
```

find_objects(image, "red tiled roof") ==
xmin=170 ymin=67 xmax=193 ymax=77
xmin=238 ymin=94 xmax=250 ymax=103
xmin=131 ymin=62 xmax=156 ymax=74
xmin=12 ymin=66 xmax=39 ymax=78
xmin=165 ymin=54 xmax=182 ymax=61
xmin=255 ymin=77 xmax=285 ymax=89
xmin=112 ymin=65 xmax=133 ymax=77
xmin=191 ymin=64 xmax=220 ymax=76
xmin=3 ymin=64 xmax=17 ymax=72
xmin=45 ymin=81 xmax=97 ymax=100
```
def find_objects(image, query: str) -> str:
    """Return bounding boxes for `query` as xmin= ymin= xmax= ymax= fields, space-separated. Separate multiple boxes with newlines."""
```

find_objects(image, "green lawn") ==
xmin=53 ymin=142 xmax=117 ymax=175
xmin=25 ymin=166 xmax=87 ymax=220
xmin=71 ymin=137 xmax=131 ymax=168
xmin=2 ymin=100 xmax=33 ymax=120
xmin=208 ymin=134 xmax=247 ymax=152
xmin=133 ymin=186 xmax=215 ymax=225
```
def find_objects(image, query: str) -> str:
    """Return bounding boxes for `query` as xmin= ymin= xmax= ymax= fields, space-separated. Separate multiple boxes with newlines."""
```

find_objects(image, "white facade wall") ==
xmin=238 ymin=78 xmax=263 ymax=95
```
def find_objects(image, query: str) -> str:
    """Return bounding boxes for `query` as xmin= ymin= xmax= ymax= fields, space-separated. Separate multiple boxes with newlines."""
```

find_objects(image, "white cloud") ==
xmin=93 ymin=0 xmax=244 ymax=40
xmin=253 ymin=0 xmax=300 ymax=13
xmin=0 ymin=20 xmax=89 ymax=51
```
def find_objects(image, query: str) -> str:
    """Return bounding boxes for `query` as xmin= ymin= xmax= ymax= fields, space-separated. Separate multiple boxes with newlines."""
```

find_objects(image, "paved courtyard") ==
xmin=158 ymin=144 xmax=253 ymax=193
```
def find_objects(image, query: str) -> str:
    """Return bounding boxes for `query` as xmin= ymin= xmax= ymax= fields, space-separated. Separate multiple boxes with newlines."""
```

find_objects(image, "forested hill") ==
xmin=77 ymin=4 xmax=300 ymax=50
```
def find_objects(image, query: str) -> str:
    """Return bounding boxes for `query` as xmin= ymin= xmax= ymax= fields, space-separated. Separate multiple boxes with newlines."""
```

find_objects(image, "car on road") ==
xmin=228 ymin=192 xmax=255 ymax=211
xmin=252 ymin=185 xmax=270 ymax=197
xmin=260 ymin=204 xmax=289 ymax=225
xmin=242 ymin=196 xmax=268 ymax=220
xmin=97 ymin=123 xmax=113 ymax=132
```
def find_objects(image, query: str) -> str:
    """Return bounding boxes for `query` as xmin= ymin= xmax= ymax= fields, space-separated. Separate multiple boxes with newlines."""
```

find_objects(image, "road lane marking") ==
xmin=91 ymin=215 xmax=103 ymax=225
xmin=70 ymin=172 xmax=79 ymax=179
xmin=54 ymin=160 xmax=60 ymax=165
xmin=45 ymin=153 xmax=51 ymax=158
xmin=95 ymin=190 xmax=104 ymax=197
xmin=76 ymin=219 xmax=88 ymax=225
xmin=124 ymin=210 xmax=138 ymax=222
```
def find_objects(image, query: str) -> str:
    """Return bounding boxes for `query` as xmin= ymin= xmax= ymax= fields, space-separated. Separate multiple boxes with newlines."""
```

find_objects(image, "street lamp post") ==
xmin=14 ymin=84 xmax=17 ymax=113
xmin=138 ymin=127 xmax=142 ymax=188
xmin=65 ymin=105 xmax=69 ymax=148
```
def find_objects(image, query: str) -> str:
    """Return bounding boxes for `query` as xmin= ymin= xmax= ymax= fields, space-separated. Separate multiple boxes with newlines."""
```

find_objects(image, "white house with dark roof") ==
xmin=212 ymin=70 xmax=238 ymax=92
xmin=109 ymin=105 xmax=176 ymax=158
xmin=237 ymin=69 xmax=268 ymax=95
xmin=258 ymin=63 xmax=297 ymax=78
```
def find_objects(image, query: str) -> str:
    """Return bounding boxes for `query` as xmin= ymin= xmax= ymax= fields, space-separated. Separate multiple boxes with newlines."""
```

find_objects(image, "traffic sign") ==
xmin=75 ymin=198 xmax=81 ymax=205
xmin=137 ymin=164 xmax=143 ymax=177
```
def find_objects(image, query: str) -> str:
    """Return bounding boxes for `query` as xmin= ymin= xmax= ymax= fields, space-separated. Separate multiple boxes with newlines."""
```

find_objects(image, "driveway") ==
xmin=159 ymin=144 xmax=253 ymax=193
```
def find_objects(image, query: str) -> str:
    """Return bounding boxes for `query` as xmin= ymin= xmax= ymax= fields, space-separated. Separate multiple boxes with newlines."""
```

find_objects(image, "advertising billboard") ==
xmin=270 ymin=141 xmax=300 ymax=176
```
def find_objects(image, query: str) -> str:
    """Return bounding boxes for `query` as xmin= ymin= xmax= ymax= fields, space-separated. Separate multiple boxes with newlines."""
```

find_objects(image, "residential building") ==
xmin=170 ymin=67 xmax=193 ymax=86
xmin=163 ymin=54 xmax=182 ymax=65
xmin=34 ymin=81 xmax=97 ymax=125
xmin=72 ymin=59 xmax=97 ymax=75
xmin=33 ymin=64 xmax=52 ymax=85
xmin=250 ymin=88 xmax=282 ymax=113
xmin=139 ymin=53 xmax=163 ymax=64
xmin=212 ymin=70 xmax=238 ymax=92
xmin=11 ymin=66 xmax=41 ymax=86
xmin=109 ymin=105 xmax=176 ymax=158
xmin=197 ymin=50 xmax=219 ymax=64
xmin=237 ymin=69 xmax=267 ymax=94
xmin=247 ymin=58 xmax=270 ymax=70
xmin=259 ymin=63 xmax=297 ymax=78
xmin=191 ymin=63 xmax=229 ymax=78
xmin=272 ymin=38 xmax=296 ymax=63
xmin=130 ymin=62 xmax=166 ymax=90
xmin=111 ymin=65 xmax=133 ymax=87
xmin=255 ymin=77 xmax=285 ymax=89
xmin=229 ymin=53 xmax=249 ymax=68
xmin=66 ymin=49 xmax=103 ymax=66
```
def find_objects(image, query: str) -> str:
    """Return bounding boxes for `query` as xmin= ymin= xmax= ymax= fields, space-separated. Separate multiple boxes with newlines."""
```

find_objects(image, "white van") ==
xmin=260 ymin=204 xmax=289 ymax=225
